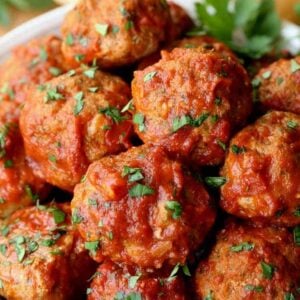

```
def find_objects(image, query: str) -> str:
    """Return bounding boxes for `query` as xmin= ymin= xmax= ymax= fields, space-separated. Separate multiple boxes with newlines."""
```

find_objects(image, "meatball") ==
xmin=20 ymin=69 xmax=133 ymax=192
xmin=166 ymin=1 xmax=194 ymax=42
xmin=88 ymin=260 xmax=186 ymax=300
xmin=61 ymin=0 xmax=171 ymax=68
xmin=132 ymin=47 xmax=252 ymax=166
xmin=221 ymin=111 xmax=300 ymax=226
xmin=71 ymin=145 xmax=216 ymax=268
xmin=254 ymin=56 xmax=300 ymax=113
xmin=0 ymin=101 xmax=48 ymax=218
xmin=195 ymin=221 xmax=300 ymax=300
xmin=0 ymin=203 xmax=97 ymax=300
xmin=0 ymin=35 xmax=67 ymax=106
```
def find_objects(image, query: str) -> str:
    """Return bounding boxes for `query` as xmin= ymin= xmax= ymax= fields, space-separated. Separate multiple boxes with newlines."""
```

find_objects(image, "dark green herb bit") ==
xmin=88 ymin=198 xmax=98 ymax=207
xmin=293 ymin=226 xmax=300 ymax=246
xmin=143 ymin=71 xmax=157 ymax=82
xmin=284 ymin=292 xmax=296 ymax=300
xmin=261 ymin=261 xmax=274 ymax=279
xmin=204 ymin=177 xmax=227 ymax=188
xmin=204 ymin=290 xmax=214 ymax=300
xmin=167 ymin=263 xmax=180 ymax=281
xmin=276 ymin=77 xmax=284 ymax=85
xmin=215 ymin=96 xmax=222 ymax=105
xmin=125 ymin=20 xmax=134 ymax=31
xmin=133 ymin=113 xmax=145 ymax=132
xmin=75 ymin=54 xmax=85 ymax=62
xmin=85 ymin=241 xmax=100 ymax=254
xmin=65 ymin=33 xmax=74 ymax=46
xmin=128 ymin=273 xmax=142 ymax=289
xmin=230 ymin=242 xmax=254 ymax=252
xmin=251 ymin=78 xmax=261 ymax=88
xmin=231 ymin=144 xmax=246 ymax=154
xmin=244 ymin=284 xmax=264 ymax=292
xmin=41 ymin=239 xmax=55 ymax=247
xmin=112 ymin=25 xmax=120 ymax=34
xmin=99 ymin=106 xmax=127 ymax=124
xmin=49 ymin=67 xmax=62 ymax=77
xmin=217 ymin=139 xmax=226 ymax=151
xmin=95 ymin=23 xmax=109 ymax=36
xmin=74 ymin=91 xmax=85 ymax=116
xmin=83 ymin=67 xmax=98 ymax=79
xmin=0 ymin=279 xmax=3 ymax=289
xmin=262 ymin=71 xmax=272 ymax=79
xmin=86 ymin=288 xmax=93 ymax=295
xmin=50 ymin=208 xmax=66 ymax=224
xmin=122 ymin=166 xmax=144 ymax=183
xmin=25 ymin=185 xmax=39 ymax=202
xmin=287 ymin=120 xmax=298 ymax=130
xmin=44 ymin=86 xmax=64 ymax=103
xmin=0 ymin=244 xmax=7 ymax=256
xmin=291 ymin=60 xmax=300 ymax=74
xmin=182 ymin=264 xmax=191 ymax=276
xmin=294 ymin=208 xmax=300 ymax=217
xmin=172 ymin=113 xmax=209 ymax=132
xmin=48 ymin=154 xmax=57 ymax=163
xmin=72 ymin=208 xmax=83 ymax=224
xmin=165 ymin=201 xmax=182 ymax=220
xmin=1 ymin=226 xmax=9 ymax=237
xmin=4 ymin=159 xmax=13 ymax=168
xmin=129 ymin=184 xmax=155 ymax=198
xmin=14 ymin=243 xmax=26 ymax=262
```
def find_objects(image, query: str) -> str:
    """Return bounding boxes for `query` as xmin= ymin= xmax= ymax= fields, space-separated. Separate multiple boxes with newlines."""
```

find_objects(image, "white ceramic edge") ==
xmin=0 ymin=1 xmax=299 ymax=64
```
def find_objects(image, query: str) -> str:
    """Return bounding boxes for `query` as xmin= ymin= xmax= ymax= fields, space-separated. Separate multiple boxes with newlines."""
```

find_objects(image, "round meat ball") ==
xmin=20 ymin=69 xmax=133 ymax=192
xmin=0 ymin=203 xmax=97 ymax=300
xmin=0 ymin=35 xmax=67 ymax=106
xmin=195 ymin=220 xmax=300 ymax=300
xmin=88 ymin=260 xmax=186 ymax=300
xmin=0 ymin=101 xmax=49 ymax=218
xmin=132 ymin=47 xmax=252 ymax=166
xmin=61 ymin=0 xmax=171 ymax=68
xmin=221 ymin=111 xmax=300 ymax=226
xmin=71 ymin=145 xmax=216 ymax=268
xmin=254 ymin=56 xmax=300 ymax=113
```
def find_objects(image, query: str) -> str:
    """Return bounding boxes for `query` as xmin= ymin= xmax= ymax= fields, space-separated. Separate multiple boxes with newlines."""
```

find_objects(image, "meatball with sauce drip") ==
xmin=221 ymin=111 xmax=300 ymax=226
xmin=132 ymin=47 xmax=252 ymax=166
xmin=61 ymin=0 xmax=171 ymax=68
xmin=195 ymin=220 xmax=300 ymax=300
xmin=71 ymin=145 xmax=216 ymax=268
xmin=88 ymin=260 xmax=187 ymax=300
xmin=0 ymin=203 xmax=97 ymax=300
xmin=20 ymin=69 xmax=133 ymax=192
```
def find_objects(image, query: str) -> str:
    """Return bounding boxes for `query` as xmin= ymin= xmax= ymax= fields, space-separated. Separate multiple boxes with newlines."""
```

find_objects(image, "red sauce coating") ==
xmin=71 ymin=145 xmax=216 ymax=268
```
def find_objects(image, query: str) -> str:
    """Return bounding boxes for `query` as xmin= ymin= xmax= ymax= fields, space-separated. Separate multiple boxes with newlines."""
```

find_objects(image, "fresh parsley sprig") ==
xmin=195 ymin=0 xmax=281 ymax=59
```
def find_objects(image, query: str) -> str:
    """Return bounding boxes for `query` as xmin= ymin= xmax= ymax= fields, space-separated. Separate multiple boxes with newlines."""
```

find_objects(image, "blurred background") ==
xmin=0 ymin=0 xmax=299 ymax=36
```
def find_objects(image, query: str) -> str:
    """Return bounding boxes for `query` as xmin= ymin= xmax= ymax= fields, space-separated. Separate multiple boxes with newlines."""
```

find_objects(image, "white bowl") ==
xmin=0 ymin=0 xmax=299 ymax=64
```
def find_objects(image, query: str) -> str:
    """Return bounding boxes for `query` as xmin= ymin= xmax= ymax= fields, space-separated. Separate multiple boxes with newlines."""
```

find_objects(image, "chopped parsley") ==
xmin=74 ymin=91 xmax=85 ymax=116
xmin=172 ymin=113 xmax=209 ymax=132
xmin=0 ymin=244 xmax=7 ymax=256
xmin=244 ymin=285 xmax=264 ymax=292
xmin=48 ymin=154 xmax=57 ymax=163
xmin=217 ymin=139 xmax=227 ymax=151
xmin=129 ymin=184 xmax=155 ymax=198
xmin=25 ymin=185 xmax=39 ymax=202
xmin=167 ymin=263 xmax=191 ymax=281
xmin=165 ymin=201 xmax=182 ymax=220
xmin=49 ymin=67 xmax=62 ymax=77
xmin=284 ymin=293 xmax=296 ymax=300
xmin=72 ymin=208 xmax=83 ymax=224
xmin=99 ymin=106 xmax=127 ymax=124
xmin=230 ymin=242 xmax=254 ymax=252
xmin=291 ymin=60 xmax=300 ymax=74
xmin=83 ymin=67 xmax=98 ymax=79
xmin=0 ymin=198 xmax=5 ymax=204
xmin=88 ymin=87 xmax=99 ymax=93
xmin=50 ymin=207 xmax=66 ymax=224
xmin=294 ymin=208 xmax=300 ymax=217
xmin=128 ymin=273 xmax=142 ymax=289
xmin=122 ymin=166 xmax=144 ymax=183
xmin=4 ymin=159 xmax=13 ymax=168
xmin=204 ymin=177 xmax=227 ymax=188
xmin=84 ymin=241 xmax=100 ymax=254
xmin=95 ymin=23 xmax=109 ymax=36
xmin=65 ymin=33 xmax=74 ymax=46
xmin=143 ymin=71 xmax=157 ymax=82
xmin=125 ymin=20 xmax=134 ymax=31
xmin=44 ymin=86 xmax=64 ymax=103
xmin=261 ymin=261 xmax=274 ymax=279
xmin=133 ymin=113 xmax=145 ymax=132
xmin=293 ymin=226 xmax=300 ymax=246
xmin=287 ymin=120 xmax=298 ymax=130
xmin=204 ymin=291 xmax=214 ymax=300
xmin=262 ymin=71 xmax=272 ymax=79
xmin=231 ymin=144 xmax=246 ymax=154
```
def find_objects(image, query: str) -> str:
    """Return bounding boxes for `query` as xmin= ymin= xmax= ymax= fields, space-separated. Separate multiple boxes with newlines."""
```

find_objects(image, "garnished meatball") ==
xmin=71 ymin=145 xmax=216 ymax=268
xmin=195 ymin=220 xmax=300 ymax=300
xmin=88 ymin=260 xmax=187 ymax=300
xmin=221 ymin=111 xmax=300 ymax=226
xmin=0 ymin=101 xmax=48 ymax=218
xmin=0 ymin=35 xmax=67 ymax=106
xmin=20 ymin=69 xmax=133 ymax=192
xmin=61 ymin=0 xmax=171 ymax=68
xmin=0 ymin=203 xmax=97 ymax=300
xmin=254 ymin=56 xmax=300 ymax=113
xmin=132 ymin=47 xmax=252 ymax=166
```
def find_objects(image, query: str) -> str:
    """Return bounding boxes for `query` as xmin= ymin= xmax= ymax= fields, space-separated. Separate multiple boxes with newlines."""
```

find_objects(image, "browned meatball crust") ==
xmin=20 ymin=69 xmax=133 ymax=191
xmin=195 ymin=221 xmax=300 ymax=300
xmin=61 ymin=0 xmax=171 ymax=68
xmin=221 ymin=111 xmax=300 ymax=226
xmin=132 ymin=47 xmax=252 ymax=166
xmin=0 ymin=203 xmax=96 ymax=300
xmin=71 ymin=145 xmax=216 ymax=268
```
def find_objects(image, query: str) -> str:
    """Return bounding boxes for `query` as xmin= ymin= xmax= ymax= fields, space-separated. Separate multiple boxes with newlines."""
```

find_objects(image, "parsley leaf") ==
xmin=204 ymin=176 xmax=227 ymax=188
xmin=165 ymin=201 xmax=182 ymax=220
xmin=74 ymin=91 xmax=85 ymax=116
xmin=95 ymin=23 xmax=109 ymax=36
xmin=99 ymin=106 xmax=127 ymax=124
xmin=261 ymin=261 xmax=275 ymax=279
xmin=133 ymin=113 xmax=145 ymax=132
xmin=230 ymin=242 xmax=254 ymax=252
xmin=129 ymin=184 xmax=155 ymax=198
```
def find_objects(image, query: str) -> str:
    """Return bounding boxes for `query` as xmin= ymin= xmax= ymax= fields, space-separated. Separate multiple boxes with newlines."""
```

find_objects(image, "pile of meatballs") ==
xmin=0 ymin=0 xmax=300 ymax=299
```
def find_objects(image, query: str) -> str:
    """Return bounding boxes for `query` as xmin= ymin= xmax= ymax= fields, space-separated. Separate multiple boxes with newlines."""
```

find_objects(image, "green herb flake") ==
xmin=125 ymin=20 xmax=134 ymax=31
xmin=294 ymin=208 xmax=300 ymax=217
xmin=74 ymin=91 xmax=85 ymax=116
xmin=276 ymin=77 xmax=284 ymax=85
xmin=65 ymin=33 xmax=74 ymax=46
xmin=88 ymin=198 xmax=97 ymax=207
xmin=122 ymin=166 xmax=144 ymax=182
xmin=121 ymin=99 xmax=134 ymax=113
xmin=0 ymin=279 xmax=3 ymax=289
xmin=0 ymin=198 xmax=5 ymax=204
xmin=112 ymin=25 xmax=120 ymax=34
xmin=83 ymin=67 xmax=98 ymax=79
xmin=291 ymin=60 xmax=300 ymax=74
xmin=44 ymin=86 xmax=64 ymax=103
xmin=72 ymin=208 xmax=83 ymax=224
xmin=204 ymin=177 xmax=227 ymax=188
xmin=287 ymin=120 xmax=298 ymax=130
xmin=262 ymin=71 xmax=272 ymax=79
xmin=95 ymin=23 xmax=109 ymax=36
xmin=133 ymin=113 xmax=145 ymax=132
xmin=49 ymin=67 xmax=62 ymax=77
xmin=293 ymin=226 xmax=300 ymax=246
xmin=41 ymin=239 xmax=55 ymax=247
xmin=182 ymin=264 xmax=191 ymax=276
xmin=0 ymin=244 xmax=7 ymax=256
xmin=1 ymin=226 xmax=9 ymax=237
xmin=67 ymin=69 xmax=76 ymax=77
xmin=231 ymin=144 xmax=246 ymax=154
xmin=99 ymin=106 xmax=127 ymax=124
xmin=215 ymin=96 xmax=222 ymax=105
xmin=143 ymin=71 xmax=157 ymax=82
xmin=25 ymin=185 xmax=39 ymax=202
xmin=128 ymin=273 xmax=142 ymax=289
xmin=204 ymin=290 xmax=214 ymax=300
xmin=167 ymin=263 xmax=180 ymax=281
xmin=48 ymin=154 xmax=57 ymax=163
xmin=230 ymin=242 xmax=255 ymax=252
xmin=86 ymin=288 xmax=93 ymax=295
xmin=244 ymin=284 xmax=264 ymax=293
xmin=129 ymin=184 xmax=155 ymax=198
xmin=285 ymin=292 xmax=296 ymax=300
xmin=75 ymin=54 xmax=85 ymax=62
xmin=51 ymin=208 xmax=66 ymax=224
xmin=14 ymin=243 xmax=26 ymax=262
xmin=261 ymin=261 xmax=274 ymax=279
xmin=165 ymin=201 xmax=182 ymax=220
xmin=88 ymin=87 xmax=99 ymax=93
xmin=251 ymin=78 xmax=261 ymax=88
xmin=217 ymin=139 xmax=226 ymax=151
xmin=4 ymin=159 xmax=13 ymax=168
xmin=85 ymin=241 xmax=100 ymax=253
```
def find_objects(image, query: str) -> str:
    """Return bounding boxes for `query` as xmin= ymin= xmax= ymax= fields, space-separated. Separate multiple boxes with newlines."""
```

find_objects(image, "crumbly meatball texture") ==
xmin=195 ymin=221 xmax=300 ymax=300
xmin=0 ymin=101 xmax=48 ymax=219
xmin=221 ymin=111 xmax=300 ymax=226
xmin=255 ymin=56 xmax=300 ymax=113
xmin=0 ymin=203 xmax=96 ymax=300
xmin=20 ymin=70 xmax=133 ymax=192
xmin=0 ymin=35 xmax=67 ymax=106
xmin=88 ymin=260 xmax=187 ymax=300
xmin=132 ymin=47 xmax=252 ymax=166
xmin=61 ymin=0 xmax=171 ymax=68
xmin=71 ymin=145 xmax=216 ymax=268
